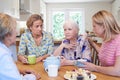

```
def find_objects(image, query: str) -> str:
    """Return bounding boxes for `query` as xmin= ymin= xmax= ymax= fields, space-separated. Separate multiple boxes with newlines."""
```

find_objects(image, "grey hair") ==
xmin=63 ymin=20 xmax=79 ymax=33
xmin=0 ymin=13 xmax=16 ymax=41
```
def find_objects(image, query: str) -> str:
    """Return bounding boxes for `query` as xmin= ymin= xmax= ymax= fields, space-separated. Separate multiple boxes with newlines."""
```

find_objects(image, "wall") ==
xmin=40 ymin=0 xmax=47 ymax=31
xmin=0 ymin=0 xmax=19 ymax=18
xmin=24 ymin=0 xmax=30 ymax=12
xmin=20 ymin=0 xmax=24 ymax=10
xmin=29 ymin=0 xmax=40 ymax=14
xmin=112 ymin=0 xmax=120 ymax=24
xmin=46 ymin=2 xmax=112 ymax=32
xmin=0 ymin=0 xmax=13 ymax=12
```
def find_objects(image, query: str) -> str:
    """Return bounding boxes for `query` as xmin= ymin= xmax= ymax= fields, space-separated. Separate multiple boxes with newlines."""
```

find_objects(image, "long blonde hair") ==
xmin=92 ymin=10 xmax=120 ymax=42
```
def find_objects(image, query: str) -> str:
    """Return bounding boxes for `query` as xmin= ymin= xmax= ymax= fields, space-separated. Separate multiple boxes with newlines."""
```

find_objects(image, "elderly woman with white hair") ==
xmin=54 ymin=20 xmax=91 ymax=66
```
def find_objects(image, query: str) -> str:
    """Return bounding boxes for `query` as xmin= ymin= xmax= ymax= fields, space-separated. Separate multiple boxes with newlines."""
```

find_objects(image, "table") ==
xmin=16 ymin=61 xmax=120 ymax=80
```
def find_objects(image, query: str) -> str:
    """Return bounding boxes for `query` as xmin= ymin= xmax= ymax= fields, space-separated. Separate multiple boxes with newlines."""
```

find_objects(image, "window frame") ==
xmin=49 ymin=8 xmax=85 ymax=40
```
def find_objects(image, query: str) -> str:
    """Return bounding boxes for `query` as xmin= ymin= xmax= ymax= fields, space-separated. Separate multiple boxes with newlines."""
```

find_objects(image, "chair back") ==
xmin=89 ymin=41 xmax=101 ymax=65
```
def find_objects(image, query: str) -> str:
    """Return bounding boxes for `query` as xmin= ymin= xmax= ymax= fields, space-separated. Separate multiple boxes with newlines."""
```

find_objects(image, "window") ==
xmin=51 ymin=8 xmax=85 ymax=40
xmin=52 ymin=11 xmax=65 ymax=40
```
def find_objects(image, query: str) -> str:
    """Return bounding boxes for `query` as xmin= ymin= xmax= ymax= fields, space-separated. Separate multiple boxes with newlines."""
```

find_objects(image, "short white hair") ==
xmin=63 ymin=20 xmax=79 ymax=33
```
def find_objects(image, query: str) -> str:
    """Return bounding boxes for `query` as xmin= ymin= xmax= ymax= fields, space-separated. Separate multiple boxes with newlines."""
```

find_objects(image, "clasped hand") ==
xmin=62 ymin=42 xmax=78 ymax=50
xmin=21 ymin=70 xmax=41 ymax=80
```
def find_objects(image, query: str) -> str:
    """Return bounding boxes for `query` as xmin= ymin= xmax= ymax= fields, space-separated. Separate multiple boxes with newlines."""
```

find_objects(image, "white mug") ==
xmin=47 ymin=65 xmax=58 ymax=77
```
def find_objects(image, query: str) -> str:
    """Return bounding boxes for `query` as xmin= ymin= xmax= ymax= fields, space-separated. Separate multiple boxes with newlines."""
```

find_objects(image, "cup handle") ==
xmin=44 ymin=67 xmax=48 ymax=72
xmin=57 ymin=56 xmax=60 ymax=59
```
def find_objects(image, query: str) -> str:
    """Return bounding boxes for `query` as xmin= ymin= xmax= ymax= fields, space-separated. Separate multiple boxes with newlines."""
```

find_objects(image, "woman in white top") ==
xmin=0 ymin=13 xmax=40 ymax=80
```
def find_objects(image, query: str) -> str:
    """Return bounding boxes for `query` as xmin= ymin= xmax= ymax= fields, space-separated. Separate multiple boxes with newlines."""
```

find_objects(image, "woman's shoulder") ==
xmin=0 ymin=43 xmax=11 ymax=58
xmin=116 ymin=34 xmax=120 ymax=39
xmin=43 ymin=31 xmax=52 ymax=37
xmin=77 ymin=34 xmax=87 ymax=41
xmin=112 ymin=34 xmax=120 ymax=41
xmin=78 ymin=34 xmax=83 ymax=38
xmin=21 ymin=32 xmax=28 ymax=36
xmin=43 ymin=31 xmax=52 ymax=34
xmin=21 ymin=30 xmax=31 ymax=37
xmin=106 ymin=34 xmax=120 ymax=46
xmin=114 ymin=34 xmax=120 ymax=44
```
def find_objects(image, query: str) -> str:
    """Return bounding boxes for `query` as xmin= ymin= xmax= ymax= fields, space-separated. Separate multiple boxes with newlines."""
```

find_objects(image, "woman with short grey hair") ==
xmin=0 ymin=13 xmax=40 ymax=80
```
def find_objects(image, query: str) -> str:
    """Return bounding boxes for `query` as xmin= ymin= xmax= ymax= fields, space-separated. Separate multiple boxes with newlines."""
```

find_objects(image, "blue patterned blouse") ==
xmin=18 ymin=30 xmax=54 ymax=57
xmin=61 ymin=35 xmax=91 ymax=62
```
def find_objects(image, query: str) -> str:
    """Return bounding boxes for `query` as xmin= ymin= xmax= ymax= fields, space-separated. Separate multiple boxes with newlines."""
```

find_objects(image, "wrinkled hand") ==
xmin=62 ymin=42 xmax=77 ymax=50
xmin=20 ymin=56 xmax=28 ymax=64
xmin=23 ymin=70 xmax=41 ymax=80
xmin=60 ymin=56 xmax=68 ymax=66
xmin=22 ymin=70 xmax=34 ymax=75
xmin=80 ymin=62 xmax=96 ymax=71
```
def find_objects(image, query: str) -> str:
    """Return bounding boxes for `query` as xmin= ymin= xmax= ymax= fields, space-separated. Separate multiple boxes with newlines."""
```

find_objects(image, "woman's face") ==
xmin=63 ymin=24 xmax=77 ymax=40
xmin=93 ymin=22 xmax=105 ymax=38
xmin=30 ymin=20 xmax=43 ymax=36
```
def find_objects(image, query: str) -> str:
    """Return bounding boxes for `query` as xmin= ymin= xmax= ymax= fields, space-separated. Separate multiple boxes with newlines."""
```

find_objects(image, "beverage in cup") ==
xmin=28 ymin=55 xmax=36 ymax=64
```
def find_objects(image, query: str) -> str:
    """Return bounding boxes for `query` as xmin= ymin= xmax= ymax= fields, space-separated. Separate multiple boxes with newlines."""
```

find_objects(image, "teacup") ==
xmin=28 ymin=55 xmax=36 ymax=65
xmin=43 ymin=55 xmax=60 ymax=71
xmin=47 ymin=65 xmax=58 ymax=77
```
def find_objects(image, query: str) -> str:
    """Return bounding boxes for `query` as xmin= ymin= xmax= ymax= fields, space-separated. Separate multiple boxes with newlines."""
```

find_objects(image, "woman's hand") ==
xmin=22 ymin=70 xmax=41 ymax=80
xmin=60 ymin=56 xmax=75 ymax=66
xmin=60 ymin=56 xmax=68 ymax=66
xmin=18 ymin=55 xmax=28 ymax=64
xmin=22 ymin=69 xmax=34 ymax=75
xmin=80 ymin=62 xmax=97 ymax=71
xmin=61 ymin=42 xmax=77 ymax=50
xmin=36 ymin=56 xmax=43 ymax=63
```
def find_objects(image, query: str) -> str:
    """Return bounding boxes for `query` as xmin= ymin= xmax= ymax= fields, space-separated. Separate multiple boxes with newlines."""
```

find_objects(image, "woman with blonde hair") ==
xmin=82 ymin=10 xmax=120 ymax=76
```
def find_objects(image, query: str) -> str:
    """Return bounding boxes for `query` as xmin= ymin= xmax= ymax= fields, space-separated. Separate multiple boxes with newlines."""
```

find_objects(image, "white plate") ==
xmin=64 ymin=75 xmax=74 ymax=80
xmin=64 ymin=73 xmax=97 ymax=80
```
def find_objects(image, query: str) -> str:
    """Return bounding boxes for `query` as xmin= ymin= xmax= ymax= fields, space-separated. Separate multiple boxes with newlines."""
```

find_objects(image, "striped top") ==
xmin=99 ymin=34 xmax=120 ymax=66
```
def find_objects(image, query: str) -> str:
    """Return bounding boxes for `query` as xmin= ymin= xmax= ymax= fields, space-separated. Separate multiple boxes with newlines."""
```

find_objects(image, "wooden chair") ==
xmin=89 ymin=41 xmax=101 ymax=65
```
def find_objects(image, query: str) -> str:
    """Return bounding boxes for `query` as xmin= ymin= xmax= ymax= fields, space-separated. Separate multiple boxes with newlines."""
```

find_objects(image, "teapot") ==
xmin=43 ymin=55 xmax=60 ymax=71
